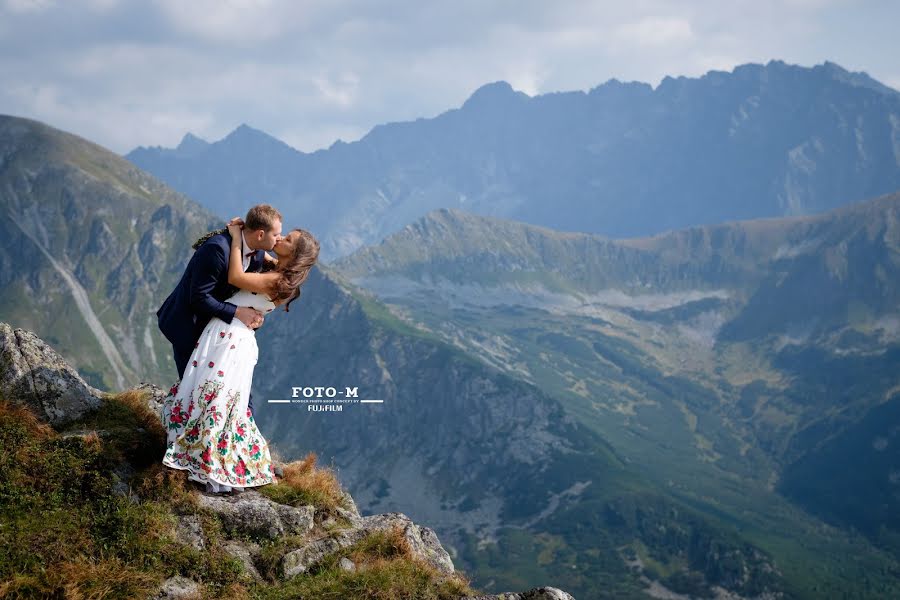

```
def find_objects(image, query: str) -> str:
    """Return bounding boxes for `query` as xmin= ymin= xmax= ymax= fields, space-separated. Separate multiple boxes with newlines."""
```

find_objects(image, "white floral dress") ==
xmin=161 ymin=289 xmax=277 ymax=492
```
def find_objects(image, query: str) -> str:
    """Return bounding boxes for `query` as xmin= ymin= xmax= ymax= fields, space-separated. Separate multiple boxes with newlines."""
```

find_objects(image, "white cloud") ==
xmin=154 ymin=0 xmax=300 ymax=44
xmin=614 ymin=16 xmax=695 ymax=48
xmin=313 ymin=71 xmax=360 ymax=109
xmin=0 ymin=0 xmax=897 ymax=155
xmin=3 ymin=0 xmax=54 ymax=13
xmin=85 ymin=0 xmax=119 ymax=11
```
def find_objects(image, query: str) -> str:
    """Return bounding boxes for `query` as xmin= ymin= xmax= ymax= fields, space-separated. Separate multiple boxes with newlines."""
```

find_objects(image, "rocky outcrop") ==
xmin=0 ymin=321 xmax=103 ymax=425
xmin=461 ymin=589 xmax=575 ymax=600
xmin=196 ymin=491 xmax=318 ymax=540
xmin=186 ymin=487 xmax=456 ymax=584
xmin=1 ymin=323 xmax=577 ymax=599
xmin=279 ymin=510 xmax=454 ymax=579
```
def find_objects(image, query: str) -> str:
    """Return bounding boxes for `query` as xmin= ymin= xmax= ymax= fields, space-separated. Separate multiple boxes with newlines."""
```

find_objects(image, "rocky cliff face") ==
xmin=0 ymin=320 xmax=576 ymax=599
xmin=250 ymin=267 xmax=629 ymax=562
xmin=247 ymin=268 xmax=790 ymax=599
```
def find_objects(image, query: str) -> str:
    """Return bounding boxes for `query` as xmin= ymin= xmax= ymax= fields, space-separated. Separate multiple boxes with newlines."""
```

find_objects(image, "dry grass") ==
xmin=0 ymin=398 xmax=475 ymax=600
xmin=259 ymin=451 xmax=349 ymax=513
xmin=0 ymin=400 xmax=54 ymax=439
xmin=347 ymin=524 xmax=414 ymax=564
xmin=107 ymin=388 xmax=167 ymax=446
xmin=0 ymin=516 xmax=161 ymax=599
xmin=132 ymin=463 xmax=198 ymax=511
xmin=56 ymin=557 xmax=159 ymax=599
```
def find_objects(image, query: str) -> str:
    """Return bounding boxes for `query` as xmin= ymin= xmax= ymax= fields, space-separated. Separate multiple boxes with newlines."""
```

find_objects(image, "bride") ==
xmin=161 ymin=220 xmax=320 ymax=493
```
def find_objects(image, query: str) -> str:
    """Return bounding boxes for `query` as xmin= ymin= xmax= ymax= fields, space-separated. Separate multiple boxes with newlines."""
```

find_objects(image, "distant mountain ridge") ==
xmin=128 ymin=59 xmax=900 ymax=260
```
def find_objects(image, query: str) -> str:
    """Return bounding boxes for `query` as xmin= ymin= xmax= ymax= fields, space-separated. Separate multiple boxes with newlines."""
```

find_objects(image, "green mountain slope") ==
xmin=250 ymin=267 xmax=797 ymax=598
xmin=0 ymin=115 xmax=219 ymax=390
xmin=332 ymin=195 xmax=900 ymax=596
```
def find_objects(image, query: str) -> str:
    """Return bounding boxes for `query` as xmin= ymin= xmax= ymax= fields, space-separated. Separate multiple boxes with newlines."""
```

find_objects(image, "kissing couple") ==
xmin=156 ymin=203 xmax=320 ymax=494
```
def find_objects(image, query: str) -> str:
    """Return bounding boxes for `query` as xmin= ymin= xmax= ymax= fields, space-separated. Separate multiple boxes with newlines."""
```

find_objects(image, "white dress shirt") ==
xmin=241 ymin=231 xmax=254 ymax=272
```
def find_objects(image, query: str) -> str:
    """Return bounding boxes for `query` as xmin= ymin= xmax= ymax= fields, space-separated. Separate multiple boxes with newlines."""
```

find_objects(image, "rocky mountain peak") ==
xmin=173 ymin=132 xmax=209 ymax=157
xmin=461 ymin=80 xmax=529 ymax=111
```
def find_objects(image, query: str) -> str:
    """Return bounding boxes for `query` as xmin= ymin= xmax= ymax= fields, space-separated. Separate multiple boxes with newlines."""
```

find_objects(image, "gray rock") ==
xmin=110 ymin=461 xmax=140 ymax=504
xmin=339 ymin=557 xmax=356 ymax=571
xmin=223 ymin=541 xmax=262 ymax=581
xmin=174 ymin=514 xmax=205 ymax=551
xmin=364 ymin=512 xmax=455 ymax=575
xmin=282 ymin=526 xmax=369 ymax=578
xmin=0 ymin=322 xmax=102 ymax=425
xmin=130 ymin=381 xmax=167 ymax=419
xmin=197 ymin=490 xmax=314 ymax=540
xmin=273 ymin=502 xmax=317 ymax=535
xmin=340 ymin=489 xmax=361 ymax=517
xmin=151 ymin=575 xmax=201 ymax=599
xmin=461 ymin=588 xmax=575 ymax=600
xmin=281 ymin=511 xmax=454 ymax=579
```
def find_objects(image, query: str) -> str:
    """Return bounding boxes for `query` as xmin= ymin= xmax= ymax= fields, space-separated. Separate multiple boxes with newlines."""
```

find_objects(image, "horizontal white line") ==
xmin=360 ymin=399 xmax=384 ymax=403
xmin=267 ymin=400 xmax=291 ymax=403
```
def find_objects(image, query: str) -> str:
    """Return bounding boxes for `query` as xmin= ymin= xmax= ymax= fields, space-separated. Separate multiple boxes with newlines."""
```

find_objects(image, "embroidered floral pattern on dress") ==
xmin=162 ymin=377 xmax=274 ymax=487
xmin=161 ymin=292 xmax=274 ymax=490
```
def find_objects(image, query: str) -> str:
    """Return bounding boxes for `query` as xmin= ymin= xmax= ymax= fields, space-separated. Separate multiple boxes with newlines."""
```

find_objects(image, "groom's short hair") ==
xmin=245 ymin=204 xmax=282 ymax=233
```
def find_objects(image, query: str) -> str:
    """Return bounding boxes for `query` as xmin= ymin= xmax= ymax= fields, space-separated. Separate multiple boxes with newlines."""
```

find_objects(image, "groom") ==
xmin=157 ymin=203 xmax=283 ymax=417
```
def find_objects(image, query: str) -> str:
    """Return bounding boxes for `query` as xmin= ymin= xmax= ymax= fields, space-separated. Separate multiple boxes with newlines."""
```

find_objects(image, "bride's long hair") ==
xmin=266 ymin=228 xmax=320 ymax=312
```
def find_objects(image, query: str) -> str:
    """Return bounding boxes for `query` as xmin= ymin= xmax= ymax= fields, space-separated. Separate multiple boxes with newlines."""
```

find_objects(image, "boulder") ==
xmin=461 ymin=588 xmax=576 ymax=600
xmin=222 ymin=541 xmax=263 ymax=582
xmin=131 ymin=381 xmax=167 ymax=417
xmin=197 ymin=490 xmax=315 ymax=540
xmin=0 ymin=322 xmax=102 ymax=425
xmin=281 ymin=511 xmax=454 ymax=579
xmin=151 ymin=575 xmax=201 ymax=599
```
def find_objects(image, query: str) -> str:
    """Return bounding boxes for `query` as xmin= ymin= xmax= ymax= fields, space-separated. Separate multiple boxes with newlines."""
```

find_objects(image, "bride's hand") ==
xmin=227 ymin=222 xmax=243 ymax=237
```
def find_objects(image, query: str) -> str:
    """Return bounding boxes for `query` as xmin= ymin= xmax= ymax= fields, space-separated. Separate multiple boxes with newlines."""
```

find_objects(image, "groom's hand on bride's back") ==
xmin=236 ymin=306 xmax=264 ymax=329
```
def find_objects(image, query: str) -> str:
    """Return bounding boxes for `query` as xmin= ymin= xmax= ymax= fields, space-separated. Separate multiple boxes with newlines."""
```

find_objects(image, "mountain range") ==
xmin=127 ymin=60 xmax=900 ymax=261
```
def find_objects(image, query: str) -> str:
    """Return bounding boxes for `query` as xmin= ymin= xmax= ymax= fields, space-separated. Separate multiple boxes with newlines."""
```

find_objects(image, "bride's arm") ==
xmin=226 ymin=224 xmax=279 ymax=295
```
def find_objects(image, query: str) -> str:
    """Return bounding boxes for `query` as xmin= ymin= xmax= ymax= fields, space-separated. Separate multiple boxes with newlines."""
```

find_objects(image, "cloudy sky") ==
xmin=2 ymin=0 xmax=898 ymax=154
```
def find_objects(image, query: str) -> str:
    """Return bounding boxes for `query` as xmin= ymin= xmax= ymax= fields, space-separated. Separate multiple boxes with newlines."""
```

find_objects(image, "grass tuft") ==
xmin=258 ymin=451 xmax=349 ymax=514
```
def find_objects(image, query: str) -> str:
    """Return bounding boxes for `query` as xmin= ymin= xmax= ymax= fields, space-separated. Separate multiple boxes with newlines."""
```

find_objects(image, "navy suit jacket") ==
xmin=157 ymin=231 xmax=265 ymax=353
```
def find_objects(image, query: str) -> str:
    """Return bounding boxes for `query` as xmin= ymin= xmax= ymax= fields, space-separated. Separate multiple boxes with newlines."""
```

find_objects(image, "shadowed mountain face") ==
xmin=249 ymin=267 xmax=791 ymax=599
xmin=332 ymin=194 xmax=900 ymax=595
xmin=0 ymin=115 xmax=220 ymax=390
xmin=128 ymin=60 xmax=900 ymax=260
